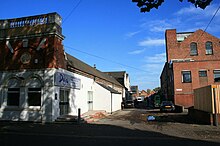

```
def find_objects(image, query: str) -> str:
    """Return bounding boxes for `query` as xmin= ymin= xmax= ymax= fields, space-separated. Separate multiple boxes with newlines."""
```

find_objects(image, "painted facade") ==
xmin=0 ymin=13 xmax=123 ymax=122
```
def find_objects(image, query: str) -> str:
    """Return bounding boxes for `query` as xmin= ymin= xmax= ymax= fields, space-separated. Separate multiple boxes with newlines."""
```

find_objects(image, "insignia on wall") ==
xmin=20 ymin=52 xmax=31 ymax=64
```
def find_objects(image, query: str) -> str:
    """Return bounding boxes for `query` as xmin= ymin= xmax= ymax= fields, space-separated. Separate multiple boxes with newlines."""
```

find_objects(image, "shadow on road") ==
xmin=0 ymin=121 xmax=219 ymax=146
xmin=146 ymin=110 xmax=210 ymax=125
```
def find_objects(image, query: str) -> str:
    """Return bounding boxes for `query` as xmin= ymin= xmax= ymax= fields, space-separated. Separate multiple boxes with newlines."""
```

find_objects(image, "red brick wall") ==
xmin=0 ymin=35 xmax=65 ymax=71
xmin=175 ymin=94 xmax=194 ymax=108
xmin=163 ymin=29 xmax=220 ymax=107
xmin=166 ymin=29 xmax=220 ymax=62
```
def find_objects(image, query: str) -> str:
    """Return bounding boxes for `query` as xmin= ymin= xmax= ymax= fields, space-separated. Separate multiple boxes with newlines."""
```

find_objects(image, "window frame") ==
xmin=59 ymin=88 xmax=70 ymax=115
xmin=214 ymin=70 xmax=220 ymax=82
xmin=190 ymin=42 xmax=198 ymax=56
xmin=182 ymin=70 xmax=192 ymax=83
xmin=27 ymin=88 xmax=41 ymax=107
xmin=205 ymin=41 xmax=213 ymax=55
xmin=199 ymin=70 xmax=207 ymax=77
xmin=7 ymin=88 xmax=20 ymax=107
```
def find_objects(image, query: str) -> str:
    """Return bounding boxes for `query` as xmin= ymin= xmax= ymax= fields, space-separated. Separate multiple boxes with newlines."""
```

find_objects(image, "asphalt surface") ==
xmin=1 ymin=108 xmax=220 ymax=146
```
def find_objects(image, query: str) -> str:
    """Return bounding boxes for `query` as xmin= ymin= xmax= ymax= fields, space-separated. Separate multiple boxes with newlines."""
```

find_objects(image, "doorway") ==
xmin=59 ymin=89 xmax=70 ymax=115
xmin=88 ymin=91 xmax=93 ymax=111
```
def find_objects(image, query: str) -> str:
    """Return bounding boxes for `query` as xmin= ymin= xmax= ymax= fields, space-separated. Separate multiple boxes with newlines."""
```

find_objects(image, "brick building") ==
xmin=104 ymin=71 xmax=131 ymax=100
xmin=0 ymin=13 xmax=123 ymax=122
xmin=160 ymin=29 xmax=220 ymax=108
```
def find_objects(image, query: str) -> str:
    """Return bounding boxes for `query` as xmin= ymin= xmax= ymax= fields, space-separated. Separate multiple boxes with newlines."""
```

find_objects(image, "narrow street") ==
xmin=1 ymin=108 xmax=220 ymax=146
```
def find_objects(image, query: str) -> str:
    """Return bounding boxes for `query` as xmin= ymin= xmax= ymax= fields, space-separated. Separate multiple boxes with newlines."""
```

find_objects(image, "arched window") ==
xmin=190 ymin=42 xmax=198 ymax=56
xmin=7 ymin=78 xmax=21 ymax=106
xmin=26 ymin=77 xmax=42 ymax=107
xmin=206 ymin=41 xmax=213 ymax=55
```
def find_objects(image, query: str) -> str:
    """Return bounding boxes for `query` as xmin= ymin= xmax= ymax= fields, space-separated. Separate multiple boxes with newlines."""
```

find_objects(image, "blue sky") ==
xmin=1 ymin=0 xmax=220 ymax=90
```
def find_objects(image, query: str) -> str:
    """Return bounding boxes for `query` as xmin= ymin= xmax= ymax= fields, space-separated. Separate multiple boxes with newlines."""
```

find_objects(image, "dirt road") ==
xmin=95 ymin=108 xmax=220 ymax=142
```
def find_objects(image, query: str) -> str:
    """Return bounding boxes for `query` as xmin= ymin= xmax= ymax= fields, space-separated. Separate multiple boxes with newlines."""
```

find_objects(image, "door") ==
xmin=59 ymin=89 xmax=70 ymax=115
xmin=88 ymin=91 xmax=93 ymax=111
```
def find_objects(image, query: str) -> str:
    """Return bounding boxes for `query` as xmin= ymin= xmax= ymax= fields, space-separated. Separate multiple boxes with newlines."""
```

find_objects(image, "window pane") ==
xmin=60 ymin=90 xmax=65 ymax=102
xmin=206 ymin=41 xmax=213 ymax=55
xmin=28 ymin=88 xmax=41 ymax=106
xmin=214 ymin=70 xmax=220 ymax=82
xmin=7 ymin=88 xmax=20 ymax=106
xmin=199 ymin=70 xmax=207 ymax=77
xmin=182 ymin=71 xmax=191 ymax=83
xmin=190 ymin=43 xmax=198 ymax=55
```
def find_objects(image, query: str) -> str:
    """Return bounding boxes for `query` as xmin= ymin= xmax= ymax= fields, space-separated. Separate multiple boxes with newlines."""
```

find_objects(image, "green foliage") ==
xmin=132 ymin=0 xmax=213 ymax=13
xmin=153 ymin=87 xmax=161 ymax=93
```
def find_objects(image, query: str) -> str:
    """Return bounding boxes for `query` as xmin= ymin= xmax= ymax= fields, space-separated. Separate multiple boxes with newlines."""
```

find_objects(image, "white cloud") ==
xmin=145 ymin=53 xmax=166 ymax=63
xmin=176 ymin=5 xmax=203 ymax=16
xmin=138 ymin=38 xmax=165 ymax=46
xmin=175 ymin=4 xmax=220 ymax=18
xmin=141 ymin=19 xmax=173 ymax=33
xmin=128 ymin=48 xmax=146 ymax=55
xmin=140 ymin=53 xmax=166 ymax=76
xmin=125 ymin=30 xmax=141 ymax=38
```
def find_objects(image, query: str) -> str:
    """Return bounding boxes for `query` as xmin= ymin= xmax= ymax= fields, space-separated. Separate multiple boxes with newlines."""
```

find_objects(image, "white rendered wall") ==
xmin=112 ymin=93 xmax=122 ymax=112
xmin=54 ymin=68 xmax=95 ymax=116
xmin=0 ymin=69 xmax=55 ymax=122
xmin=93 ymin=82 xmax=111 ymax=113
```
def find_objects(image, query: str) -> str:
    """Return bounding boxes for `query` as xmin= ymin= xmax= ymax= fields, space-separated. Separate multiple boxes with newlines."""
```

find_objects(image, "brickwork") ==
xmin=161 ymin=29 xmax=220 ymax=107
xmin=0 ymin=13 xmax=65 ymax=71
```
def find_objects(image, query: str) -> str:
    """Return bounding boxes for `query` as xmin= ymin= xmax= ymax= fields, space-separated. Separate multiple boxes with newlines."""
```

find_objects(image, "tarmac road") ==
xmin=1 ymin=108 xmax=220 ymax=146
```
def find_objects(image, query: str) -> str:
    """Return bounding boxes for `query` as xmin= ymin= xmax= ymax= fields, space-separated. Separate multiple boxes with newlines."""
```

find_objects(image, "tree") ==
xmin=146 ymin=89 xmax=151 ymax=94
xmin=153 ymin=87 xmax=161 ymax=93
xmin=132 ymin=0 xmax=213 ymax=13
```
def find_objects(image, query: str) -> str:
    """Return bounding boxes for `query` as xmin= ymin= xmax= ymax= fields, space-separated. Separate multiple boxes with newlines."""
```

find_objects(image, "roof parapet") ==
xmin=0 ymin=12 xmax=63 ymax=39
xmin=0 ymin=12 xmax=62 ymax=29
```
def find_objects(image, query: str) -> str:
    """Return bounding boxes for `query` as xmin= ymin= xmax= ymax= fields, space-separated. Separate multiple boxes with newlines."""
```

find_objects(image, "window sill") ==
xmin=28 ymin=106 xmax=41 ymax=110
xmin=182 ymin=82 xmax=192 ymax=83
xmin=3 ymin=106 xmax=41 ymax=111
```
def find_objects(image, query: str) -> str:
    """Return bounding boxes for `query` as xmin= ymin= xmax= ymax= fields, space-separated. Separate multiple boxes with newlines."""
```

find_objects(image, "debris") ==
xmin=147 ymin=115 xmax=156 ymax=121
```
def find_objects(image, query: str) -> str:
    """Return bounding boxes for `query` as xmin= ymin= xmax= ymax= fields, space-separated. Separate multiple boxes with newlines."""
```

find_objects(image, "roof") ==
xmin=97 ymin=83 xmax=121 ymax=94
xmin=65 ymin=53 xmax=122 ymax=87
xmin=104 ymin=71 xmax=126 ymax=78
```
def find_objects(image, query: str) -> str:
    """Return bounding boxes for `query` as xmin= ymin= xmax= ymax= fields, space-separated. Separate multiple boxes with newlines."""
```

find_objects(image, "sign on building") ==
xmin=54 ymin=72 xmax=81 ymax=89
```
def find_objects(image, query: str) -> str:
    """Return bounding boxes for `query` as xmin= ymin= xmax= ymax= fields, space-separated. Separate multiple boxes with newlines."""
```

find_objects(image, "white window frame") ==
xmin=205 ymin=41 xmax=213 ymax=55
xmin=27 ymin=87 xmax=41 ymax=108
xmin=7 ymin=88 xmax=20 ymax=107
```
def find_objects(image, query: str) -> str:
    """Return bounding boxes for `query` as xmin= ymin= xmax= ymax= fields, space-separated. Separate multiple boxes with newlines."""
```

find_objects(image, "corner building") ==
xmin=0 ymin=13 xmax=123 ymax=122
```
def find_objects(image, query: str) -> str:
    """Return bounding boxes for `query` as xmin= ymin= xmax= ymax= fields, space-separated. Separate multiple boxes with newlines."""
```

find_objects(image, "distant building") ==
xmin=104 ymin=71 xmax=131 ymax=100
xmin=130 ymin=85 xmax=139 ymax=99
xmin=160 ymin=29 xmax=220 ymax=108
xmin=0 ymin=13 xmax=123 ymax=122
xmin=139 ymin=90 xmax=148 ymax=98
